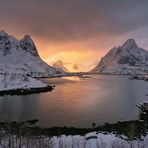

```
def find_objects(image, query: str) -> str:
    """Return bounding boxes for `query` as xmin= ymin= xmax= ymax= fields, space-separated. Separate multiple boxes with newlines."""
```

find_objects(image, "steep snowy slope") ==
xmin=91 ymin=39 xmax=148 ymax=74
xmin=0 ymin=31 xmax=63 ymax=77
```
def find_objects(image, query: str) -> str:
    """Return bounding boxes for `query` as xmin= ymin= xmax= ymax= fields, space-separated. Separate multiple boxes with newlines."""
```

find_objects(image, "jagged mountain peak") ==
xmin=0 ymin=30 xmax=65 ymax=77
xmin=0 ymin=30 xmax=9 ymax=44
xmin=0 ymin=30 xmax=39 ymax=57
xmin=91 ymin=39 xmax=148 ymax=75
xmin=20 ymin=34 xmax=35 ymax=45
xmin=0 ymin=30 xmax=21 ymax=56
xmin=20 ymin=34 xmax=39 ymax=57
xmin=22 ymin=34 xmax=33 ymax=43
xmin=121 ymin=39 xmax=138 ymax=49
xmin=0 ymin=30 xmax=8 ymax=37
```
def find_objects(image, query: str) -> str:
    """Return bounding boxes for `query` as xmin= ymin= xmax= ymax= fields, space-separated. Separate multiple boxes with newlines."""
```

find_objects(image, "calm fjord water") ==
xmin=0 ymin=75 xmax=148 ymax=128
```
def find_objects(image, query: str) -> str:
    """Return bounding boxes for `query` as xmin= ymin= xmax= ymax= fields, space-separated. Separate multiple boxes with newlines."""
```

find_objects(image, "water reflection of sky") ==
xmin=63 ymin=76 xmax=80 ymax=81
xmin=0 ymin=75 xmax=148 ymax=128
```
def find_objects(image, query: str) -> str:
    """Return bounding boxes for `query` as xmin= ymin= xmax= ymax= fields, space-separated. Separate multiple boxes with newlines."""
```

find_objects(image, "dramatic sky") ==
xmin=0 ymin=0 xmax=148 ymax=71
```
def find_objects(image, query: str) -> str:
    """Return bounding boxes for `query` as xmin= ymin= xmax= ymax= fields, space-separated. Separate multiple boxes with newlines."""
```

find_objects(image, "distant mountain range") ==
xmin=0 ymin=31 xmax=64 ymax=77
xmin=52 ymin=60 xmax=69 ymax=72
xmin=91 ymin=39 xmax=148 ymax=75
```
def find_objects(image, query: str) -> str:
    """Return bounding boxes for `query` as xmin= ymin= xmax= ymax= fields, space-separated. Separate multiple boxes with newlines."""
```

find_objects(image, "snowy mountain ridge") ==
xmin=0 ymin=30 xmax=63 ymax=77
xmin=91 ymin=39 xmax=148 ymax=75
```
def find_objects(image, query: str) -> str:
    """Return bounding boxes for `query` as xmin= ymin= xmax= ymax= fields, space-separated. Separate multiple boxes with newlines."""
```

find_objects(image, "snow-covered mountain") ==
xmin=52 ymin=60 xmax=69 ymax=72
xmin=91 ymin=39 xmax=148 ymax=75
xmin=0 ymin=31 xmax=63 ymax=77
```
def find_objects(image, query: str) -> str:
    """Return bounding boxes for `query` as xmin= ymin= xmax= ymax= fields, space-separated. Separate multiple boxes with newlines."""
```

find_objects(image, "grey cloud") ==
xmin=0 ymin=0 xmax=148 ymax=42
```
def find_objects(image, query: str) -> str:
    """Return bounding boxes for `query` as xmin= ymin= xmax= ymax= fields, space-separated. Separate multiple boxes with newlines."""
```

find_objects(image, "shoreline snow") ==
xmin=0 ymin=74 xmax=53 ymax=95
xmin=0 ymin=132 xmax=147 ymax=148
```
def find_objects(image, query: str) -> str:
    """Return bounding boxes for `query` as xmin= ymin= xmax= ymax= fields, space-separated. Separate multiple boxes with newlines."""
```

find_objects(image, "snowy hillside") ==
xmin=52 ymin=60 xmax=69 ymax=72
xmin=0 ymin=74 xmax=47 ymax=91
xmin=91 ymin=39 xmax=148 ymax=75
xmin=0 ymin=31 xmax=63 ymax=77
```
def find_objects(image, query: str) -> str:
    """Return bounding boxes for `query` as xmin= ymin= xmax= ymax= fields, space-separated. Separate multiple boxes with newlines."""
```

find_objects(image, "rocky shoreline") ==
xmin=0 ymin=85 xmax=54 ymax=96
xmin=130 ymin=74 xmax=148 ymax=81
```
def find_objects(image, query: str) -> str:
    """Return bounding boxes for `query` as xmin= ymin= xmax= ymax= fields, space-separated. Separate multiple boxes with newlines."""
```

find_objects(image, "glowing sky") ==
xmin=0 ymin=0 xmax=148 ymax=71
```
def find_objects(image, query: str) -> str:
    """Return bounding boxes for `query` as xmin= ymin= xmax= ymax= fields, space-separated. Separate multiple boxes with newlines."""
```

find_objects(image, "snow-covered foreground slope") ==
xmin=0 ymin=31 xmax=63 ymax=77
xmin=0 ymin=132 xmax=147 ymax=148
xmin=91 ymin=39 xmax=148 ymax=75
xmin=0 ymin=74 xmax=47 ymax=91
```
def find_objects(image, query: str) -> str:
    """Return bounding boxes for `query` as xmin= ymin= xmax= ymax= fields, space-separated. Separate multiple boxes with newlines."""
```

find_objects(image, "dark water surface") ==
xmin=0 ymin=75 xmax=148 ymax=128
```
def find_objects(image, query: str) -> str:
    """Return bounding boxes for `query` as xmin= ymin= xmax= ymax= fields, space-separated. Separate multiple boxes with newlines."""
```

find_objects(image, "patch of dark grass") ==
xmin=0 ymin=120 xmax=147 ymax=139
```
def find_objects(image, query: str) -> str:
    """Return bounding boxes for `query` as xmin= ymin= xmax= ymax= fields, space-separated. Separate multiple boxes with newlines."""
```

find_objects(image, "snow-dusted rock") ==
xmin=130 ymin=74 xmax=145 ymax=80
xmin=130 ymin=74 xmax=148 ymax=83
xmin=0 ymin=30 xmax=64 ymax=77
xmin=91 ymin=39 xmax=148 ymax=75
